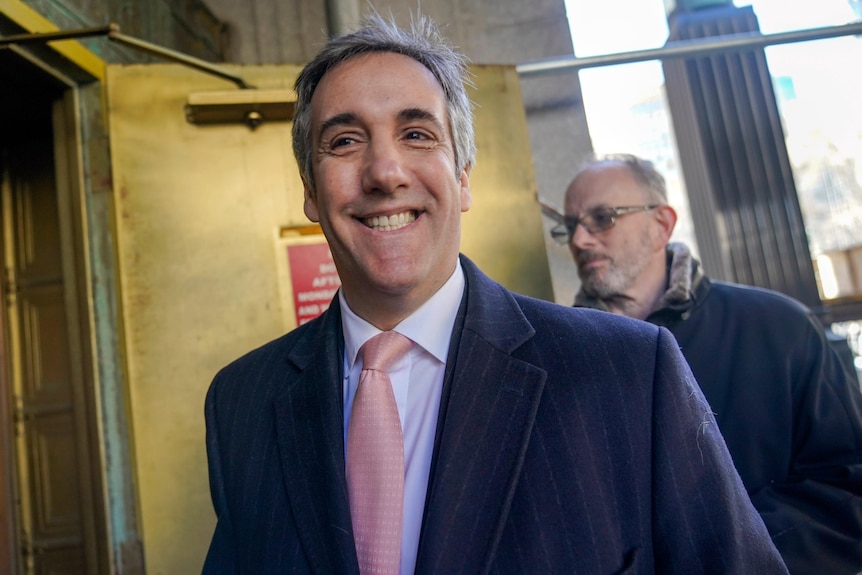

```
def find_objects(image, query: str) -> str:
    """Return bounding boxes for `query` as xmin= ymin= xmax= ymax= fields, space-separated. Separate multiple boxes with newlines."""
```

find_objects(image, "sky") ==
xmin=562 ymin=0 xmax=861 ymax=145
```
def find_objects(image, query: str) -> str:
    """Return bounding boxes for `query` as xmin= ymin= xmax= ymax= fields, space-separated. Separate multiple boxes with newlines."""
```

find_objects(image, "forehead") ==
xmin=310 ymin=52 xmax=447 ymax=127
xmin=565 ymin=164 xmax=647 ymax=211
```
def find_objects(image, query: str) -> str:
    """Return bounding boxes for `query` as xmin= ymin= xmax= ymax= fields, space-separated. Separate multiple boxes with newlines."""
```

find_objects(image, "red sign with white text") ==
xmin=287 ymin=243 xmax=341 ymax=326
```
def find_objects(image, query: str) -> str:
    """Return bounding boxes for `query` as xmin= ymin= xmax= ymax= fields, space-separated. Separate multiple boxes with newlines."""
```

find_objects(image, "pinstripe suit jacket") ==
xmin=202 ymin=255 xmax=788 ymax=575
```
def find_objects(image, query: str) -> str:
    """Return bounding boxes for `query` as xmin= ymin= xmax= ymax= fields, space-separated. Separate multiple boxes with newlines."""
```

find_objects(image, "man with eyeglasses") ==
xmin=558 ymin=153 xmax=862 ymax=575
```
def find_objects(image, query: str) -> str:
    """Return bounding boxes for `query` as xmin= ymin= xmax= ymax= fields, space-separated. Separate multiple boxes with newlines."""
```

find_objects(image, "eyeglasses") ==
xmin=550 ymin=204 xmax=661 ymax=245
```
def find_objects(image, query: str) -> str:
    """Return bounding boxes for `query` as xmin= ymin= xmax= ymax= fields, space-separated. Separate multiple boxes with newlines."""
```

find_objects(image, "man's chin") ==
xmin=581 ymin=278 xmax=622 ymax=301
xmin=578 ymin=270 xmax=604 ymax=289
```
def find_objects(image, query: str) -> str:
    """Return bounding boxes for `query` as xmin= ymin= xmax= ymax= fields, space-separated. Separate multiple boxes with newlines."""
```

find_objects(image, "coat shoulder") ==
xmin=209 ymin=311 xmax=330 ymax=396
xmin=216 ymin=327 xmax=301 ymax=378
xmin=509 ymin=293 xmax=677 ymax=379
xmin=708 ymin=280 xmax=813 ymax=322
xmin=514 ymin=293 xmax=661 ymax=345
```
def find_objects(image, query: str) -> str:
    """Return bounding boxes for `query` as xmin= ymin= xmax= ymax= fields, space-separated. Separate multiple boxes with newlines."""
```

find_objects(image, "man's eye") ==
xmin=403 ymin=129 xmax=438 ymax=147
xmin=590 ymin=212 xmax=615 ymax=228
xmin=331 ymin=136 xmax=356 ymax=148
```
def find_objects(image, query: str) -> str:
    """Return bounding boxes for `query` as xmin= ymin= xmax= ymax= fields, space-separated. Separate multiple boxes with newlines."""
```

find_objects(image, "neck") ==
xmin=340 ymin=264 xmax=459 ymax=331
xmin=625 ymin=263 xmax=668 ymax=320
xmin=606 ymin=297 xmax=652 ymax=321
xmin=341 ymin=292 xmax=418 ymax=331
xmin=581 ymin=251 xmax=669 ymax=321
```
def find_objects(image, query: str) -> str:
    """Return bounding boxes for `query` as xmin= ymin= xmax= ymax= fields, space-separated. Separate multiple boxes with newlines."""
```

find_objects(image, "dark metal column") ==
xmin=662 ymin=5 xmax=821 ymax=308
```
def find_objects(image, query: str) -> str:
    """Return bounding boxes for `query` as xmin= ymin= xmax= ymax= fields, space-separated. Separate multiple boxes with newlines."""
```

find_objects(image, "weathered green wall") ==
xmin=22 ymin=0 xmax=226 ymax=62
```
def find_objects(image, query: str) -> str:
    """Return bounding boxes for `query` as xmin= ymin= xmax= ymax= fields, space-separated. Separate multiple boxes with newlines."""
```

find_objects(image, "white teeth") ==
xmin=364 ymin=211 xmax=416 ymax=231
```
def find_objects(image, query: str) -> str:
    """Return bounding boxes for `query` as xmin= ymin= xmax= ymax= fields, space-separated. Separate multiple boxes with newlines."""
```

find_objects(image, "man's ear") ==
xmin=459 ymin=165 xmax=472 ymax=213
xmin=303 ymin=181 xmax=320 ymax=222
xmin=653 ymin=204 xmax=677 ymax=244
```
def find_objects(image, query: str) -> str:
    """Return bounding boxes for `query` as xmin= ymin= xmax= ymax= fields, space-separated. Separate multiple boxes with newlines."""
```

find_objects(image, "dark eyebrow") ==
xmin=318 ymin=112 xmax=358 ymax=139
xmin=398 ymin=107 xmax=445 ymax=132
xmin=317 ymin=108 xmax=445 ymax=142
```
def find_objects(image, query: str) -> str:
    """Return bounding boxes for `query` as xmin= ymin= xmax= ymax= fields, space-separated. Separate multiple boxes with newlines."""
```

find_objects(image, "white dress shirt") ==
xmin=341 ymin=262 xmax=465 ymax=575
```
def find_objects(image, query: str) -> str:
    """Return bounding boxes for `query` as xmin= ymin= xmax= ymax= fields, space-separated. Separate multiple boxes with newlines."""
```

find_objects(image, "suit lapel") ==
xmin=416 ymin=257 xmax=547 ymax=574
xmin=273 ymin=300 xmax=359 ymax=575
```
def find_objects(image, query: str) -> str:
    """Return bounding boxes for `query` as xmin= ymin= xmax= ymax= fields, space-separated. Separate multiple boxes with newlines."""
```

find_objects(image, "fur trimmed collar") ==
xmin=574 ymin=242 xmax=705 ymax=318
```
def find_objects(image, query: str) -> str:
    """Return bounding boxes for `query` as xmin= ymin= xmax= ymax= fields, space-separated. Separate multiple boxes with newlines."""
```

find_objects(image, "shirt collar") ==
xmin=340 ymin=261 xmax=466 ymax=371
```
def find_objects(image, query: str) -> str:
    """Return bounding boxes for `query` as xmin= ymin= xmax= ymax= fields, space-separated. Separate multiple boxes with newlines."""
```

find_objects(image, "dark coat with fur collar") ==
xmin=580 ymin=242 xmax=862 ymax=575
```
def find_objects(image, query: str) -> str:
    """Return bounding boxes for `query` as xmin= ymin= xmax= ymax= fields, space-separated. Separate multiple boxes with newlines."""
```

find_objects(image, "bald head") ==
xmin=565 ymin=154 xmax=668 ymax=207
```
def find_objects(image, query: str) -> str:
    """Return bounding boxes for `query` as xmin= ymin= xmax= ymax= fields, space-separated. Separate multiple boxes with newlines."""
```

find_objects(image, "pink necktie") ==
xmin=347 ymin=331 xmax=414 ymax=575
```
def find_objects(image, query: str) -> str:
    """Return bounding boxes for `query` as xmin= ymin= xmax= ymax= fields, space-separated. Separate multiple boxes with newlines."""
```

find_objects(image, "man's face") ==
xmin=303 ymin=52 xmax=471 ymax=322
xmin=563 ymin=165 xmax=662 ymax=299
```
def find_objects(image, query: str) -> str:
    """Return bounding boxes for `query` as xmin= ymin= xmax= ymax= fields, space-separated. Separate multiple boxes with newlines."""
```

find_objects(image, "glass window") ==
xmin=564 ymin=0 xmax=700 ymax=257
xmin=747 ymin=0 xmax=862 ymax=382
xmin=566 ymin=0 xmax=862 ymax=300
xmin=566 ymin=0 xmax=862 ymax=379
xmin=739 ymin=0 xmax=862 ymax=302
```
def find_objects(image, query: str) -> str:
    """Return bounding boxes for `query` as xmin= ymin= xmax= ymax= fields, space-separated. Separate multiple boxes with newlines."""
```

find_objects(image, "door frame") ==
xmin=0 ymin=162 xmax=16 ymax=575
xmin=1 ymin=3 xmax=144 ymax=573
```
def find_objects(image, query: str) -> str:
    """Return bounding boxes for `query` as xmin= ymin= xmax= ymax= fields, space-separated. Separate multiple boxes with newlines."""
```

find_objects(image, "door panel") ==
xmin=33 ymin=547 xmax=85 ymax=575
xmin=26 ymin=413 xmax=82 ymax=559
xmin=19 ymin=287 xmax=73 ymax=406
xmin=1 ymin=81 xmax=93 ymax=575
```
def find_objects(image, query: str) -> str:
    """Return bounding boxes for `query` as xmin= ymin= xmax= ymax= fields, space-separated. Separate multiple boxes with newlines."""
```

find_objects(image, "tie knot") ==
xmin=360 ymin=331 xmax=414 ymax=372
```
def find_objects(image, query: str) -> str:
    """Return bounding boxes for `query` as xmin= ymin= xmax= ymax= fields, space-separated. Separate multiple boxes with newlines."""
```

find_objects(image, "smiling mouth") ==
xmin=362 ymin=210 xmax=417 ymax=231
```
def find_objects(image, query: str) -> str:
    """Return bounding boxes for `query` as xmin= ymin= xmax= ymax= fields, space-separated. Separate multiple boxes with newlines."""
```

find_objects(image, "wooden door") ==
xmin=0 ymin=52 xmax=98 ymax=575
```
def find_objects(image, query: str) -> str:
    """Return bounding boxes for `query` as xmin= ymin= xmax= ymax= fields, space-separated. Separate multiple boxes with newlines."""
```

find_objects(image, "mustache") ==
xmin=576 ymin=250 xmax=608 ymax=267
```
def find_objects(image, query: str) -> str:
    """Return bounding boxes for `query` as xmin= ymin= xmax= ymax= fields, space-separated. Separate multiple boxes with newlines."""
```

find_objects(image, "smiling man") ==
xmin=302 ymin=49 xmax=470 ymax=329
xmin=201 ymin=16 xmax=788 ymax=575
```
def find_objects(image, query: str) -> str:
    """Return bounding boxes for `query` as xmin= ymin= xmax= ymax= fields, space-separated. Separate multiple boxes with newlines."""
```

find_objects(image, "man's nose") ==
xmin=570 ymin=220 xmax=595 ymax=250
xmin=362 ymin=139 xmax=410 ymax=194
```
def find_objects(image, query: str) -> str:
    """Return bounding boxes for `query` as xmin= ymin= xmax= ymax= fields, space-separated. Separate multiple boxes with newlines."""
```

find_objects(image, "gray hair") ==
xmin=578 ymin=153 xmax=668 ymax=204
xmin=292 ymin=13 xmax=476 ymax=193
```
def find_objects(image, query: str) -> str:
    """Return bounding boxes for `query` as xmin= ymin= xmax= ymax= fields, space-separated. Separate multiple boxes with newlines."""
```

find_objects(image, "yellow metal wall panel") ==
xmin=465 ymin=64 xmax=554 ymax=301
xmin=106 ymin=61 xmax=551 ymax=574
xmin=107 ymin=62 xmax=306 ymax=575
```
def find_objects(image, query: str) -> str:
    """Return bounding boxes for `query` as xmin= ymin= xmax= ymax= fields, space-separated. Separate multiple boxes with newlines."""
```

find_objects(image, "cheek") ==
xmin=603 ymin=236 xmax=628 ymax=260
xmin=308 ymin=164 xmax=352 ymax=217
xmin=319 ymin=161 xmax=359 ymax=196
xmin=642 ymin=224 xmax=662 ymax=249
